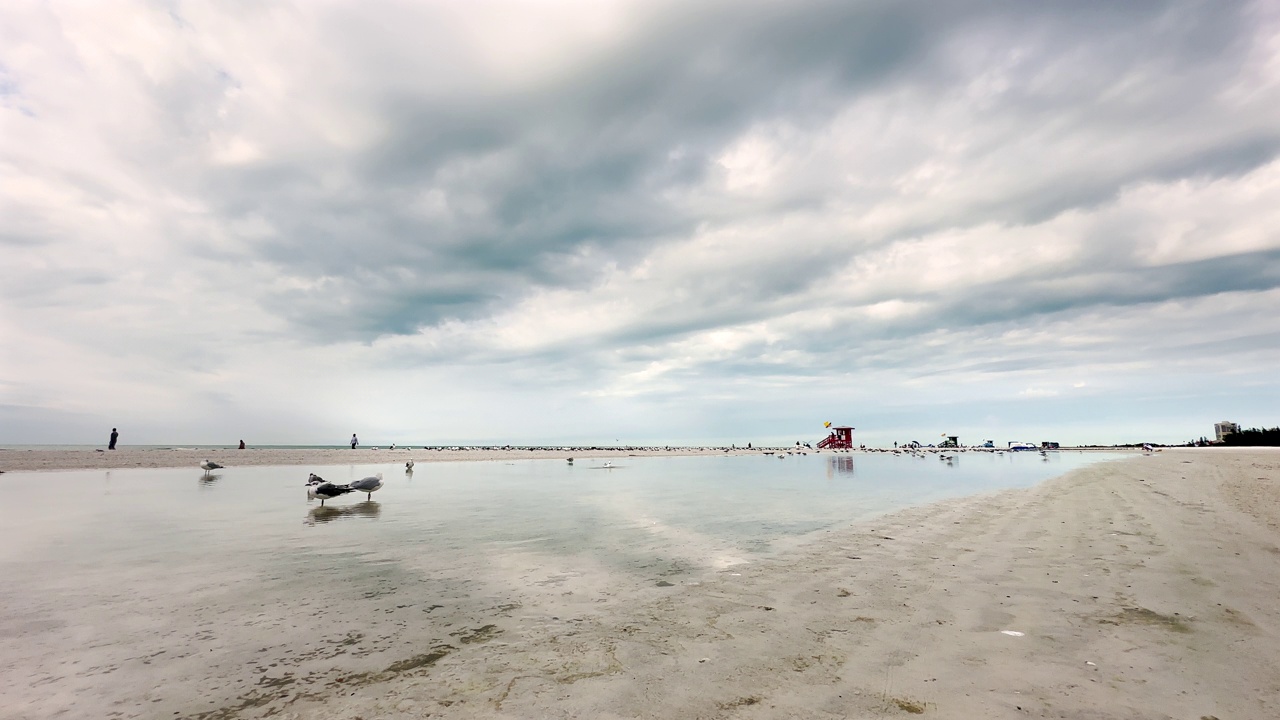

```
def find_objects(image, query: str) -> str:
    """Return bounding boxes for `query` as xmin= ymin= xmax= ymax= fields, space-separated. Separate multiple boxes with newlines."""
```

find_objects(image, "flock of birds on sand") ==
xmin=876 ymin=447 xmax=1054 ymax=462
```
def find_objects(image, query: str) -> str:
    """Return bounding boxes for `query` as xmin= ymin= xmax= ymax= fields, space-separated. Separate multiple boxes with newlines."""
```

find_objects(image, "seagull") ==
xmin=349 ymin=473 xmax=384 ymax=500
xmin=602 ymin=461 xmax=614 ymax=469
xmin=566 ymin=458 xmax=574 ymax=464
xmin=308 ymin=483 xmax=353 ymax=506
xmin=306 ymin=474 xmax=353 ymax=506
xmin=200 ymin=459 xmax=223 ymax=472
xmin=405 ymin=460 xmax=414 ymax=470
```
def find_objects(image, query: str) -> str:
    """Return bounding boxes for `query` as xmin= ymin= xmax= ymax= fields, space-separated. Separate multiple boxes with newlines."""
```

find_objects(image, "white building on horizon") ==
xmin=1215 ymin=420 xmax=1241 ymax=442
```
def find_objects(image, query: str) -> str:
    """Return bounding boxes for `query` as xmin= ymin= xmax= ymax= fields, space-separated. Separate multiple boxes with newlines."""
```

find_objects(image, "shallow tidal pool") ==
xmin=0 ymin=451 xmax=1119 ymax=718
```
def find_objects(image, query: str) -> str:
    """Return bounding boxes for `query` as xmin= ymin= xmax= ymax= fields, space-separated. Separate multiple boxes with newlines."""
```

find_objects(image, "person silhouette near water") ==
xmin=238 ymin=439 xmax=245 ymax=450
xmin=351 ymin=434 xmax=359 ymax=449
xmin=109 ymin=428 xmax=118 ymax=450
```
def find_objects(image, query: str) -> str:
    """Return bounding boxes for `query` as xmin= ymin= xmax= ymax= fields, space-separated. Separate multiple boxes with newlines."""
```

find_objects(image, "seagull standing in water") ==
xmin=306 ymin=474 xmax=354 ymax=506
xmin=200 ymin=459 xmax=223 ymax=472
xmin=405 ymin=460 xmax=414 ymax=471
xmin=349 ymin=473 xmax=384 ymax=500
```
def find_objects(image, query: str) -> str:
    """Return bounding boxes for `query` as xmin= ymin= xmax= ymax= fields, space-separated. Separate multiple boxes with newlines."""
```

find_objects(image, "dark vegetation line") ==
xmin=1220 ymin=427 xmax=1280 ymax=447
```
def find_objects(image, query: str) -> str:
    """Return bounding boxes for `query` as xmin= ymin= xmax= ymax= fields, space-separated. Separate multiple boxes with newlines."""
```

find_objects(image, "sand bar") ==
xmin=3 ymin=448 xmax=1278 ymax=719
xmin=0 ymin=446 xmax=755 ymax=473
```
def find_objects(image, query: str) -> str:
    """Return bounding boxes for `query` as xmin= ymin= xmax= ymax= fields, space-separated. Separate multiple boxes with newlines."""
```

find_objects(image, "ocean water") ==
xmin=0 ymin=451 xmax=1120 ymax=718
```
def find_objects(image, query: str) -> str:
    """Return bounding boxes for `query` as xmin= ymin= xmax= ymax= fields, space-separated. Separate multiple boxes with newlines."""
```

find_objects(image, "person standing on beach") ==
xmin=351 ymin=434 xmax=359 ymax=449
xmin=108 ymin=428 xmax=118 ymax=450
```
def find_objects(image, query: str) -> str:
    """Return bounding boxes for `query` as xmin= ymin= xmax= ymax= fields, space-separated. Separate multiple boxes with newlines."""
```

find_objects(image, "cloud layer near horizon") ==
xmin=3 ymin=0 xmax=1279 ymax=446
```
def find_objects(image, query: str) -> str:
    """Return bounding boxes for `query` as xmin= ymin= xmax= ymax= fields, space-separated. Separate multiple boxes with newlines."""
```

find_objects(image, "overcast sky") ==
xmin=3 ymin=0 xmax=1279 ymax=448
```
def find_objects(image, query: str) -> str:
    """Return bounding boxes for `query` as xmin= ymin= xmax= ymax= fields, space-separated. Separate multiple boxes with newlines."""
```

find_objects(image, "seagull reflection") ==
xmin=306 ymin=501 xmax=381 ymax=525
xmin=198 ymin=473 xmax=222 ymax=487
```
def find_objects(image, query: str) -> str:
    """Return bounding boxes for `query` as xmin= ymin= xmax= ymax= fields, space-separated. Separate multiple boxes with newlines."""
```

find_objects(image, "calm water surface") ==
xmin=0 ymin=451 xmax=1121 ymax=718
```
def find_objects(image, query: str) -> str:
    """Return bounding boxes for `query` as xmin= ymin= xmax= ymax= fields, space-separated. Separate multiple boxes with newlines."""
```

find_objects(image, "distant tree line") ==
xmin=1222 ymin=426 xmax=1280 ymax=446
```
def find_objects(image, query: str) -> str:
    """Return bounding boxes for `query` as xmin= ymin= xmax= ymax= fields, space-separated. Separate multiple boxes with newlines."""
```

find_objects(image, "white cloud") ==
xmin=3 ymin=0 xmax=1279 ymax=446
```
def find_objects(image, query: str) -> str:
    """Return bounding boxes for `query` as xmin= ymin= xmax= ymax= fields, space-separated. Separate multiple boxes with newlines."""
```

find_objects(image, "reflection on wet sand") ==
xmin=1 ymin=454 xmax=1127 ymax=719
xmin=306 ymin=501 xmax=381 ymax=525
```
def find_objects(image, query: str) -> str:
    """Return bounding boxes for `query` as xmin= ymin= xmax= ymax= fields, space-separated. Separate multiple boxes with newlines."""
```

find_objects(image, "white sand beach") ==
xmin=2 ymin=448 xmax=1277 ymax=719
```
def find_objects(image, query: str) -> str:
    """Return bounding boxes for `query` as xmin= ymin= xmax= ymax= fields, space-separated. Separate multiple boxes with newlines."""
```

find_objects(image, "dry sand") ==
xmin=8 ymin=448 xmax=1280 ymax=719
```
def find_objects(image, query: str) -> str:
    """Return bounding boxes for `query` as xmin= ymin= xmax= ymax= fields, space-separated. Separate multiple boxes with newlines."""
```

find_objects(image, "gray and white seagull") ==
xmin=349 ymin=473 xmax=384 ymax=500
xmin=306 ymin=473 xmax=354 ymax=506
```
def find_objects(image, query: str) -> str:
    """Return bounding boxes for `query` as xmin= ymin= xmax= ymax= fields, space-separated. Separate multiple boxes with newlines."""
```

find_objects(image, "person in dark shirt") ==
xmin=109 ymin=428 xmax=119 ymax=450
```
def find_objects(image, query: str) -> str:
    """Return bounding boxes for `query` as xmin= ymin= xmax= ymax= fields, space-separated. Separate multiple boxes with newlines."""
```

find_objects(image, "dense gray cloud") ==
xmin=2 ymin=0 xmax=1279 ymax=446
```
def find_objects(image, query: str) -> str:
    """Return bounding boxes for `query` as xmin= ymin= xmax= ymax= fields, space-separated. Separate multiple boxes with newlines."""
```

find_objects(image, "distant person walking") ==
xmin=108 ymin=428 xmax=118 ymax=450
xmin=351 ymin=434 xmax=359 ymax=449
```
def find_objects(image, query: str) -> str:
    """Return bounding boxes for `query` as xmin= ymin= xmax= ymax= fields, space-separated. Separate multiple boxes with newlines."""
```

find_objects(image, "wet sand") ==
xmin=235 ymin=449 xmax=1279 ymax=719
xmin=4 ymin=448 xmax=1279 ymax=719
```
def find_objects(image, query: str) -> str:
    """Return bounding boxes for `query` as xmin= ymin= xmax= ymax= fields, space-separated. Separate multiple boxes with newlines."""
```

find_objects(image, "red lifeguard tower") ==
xmin=817 ymin=426 xmax=854 ymax=449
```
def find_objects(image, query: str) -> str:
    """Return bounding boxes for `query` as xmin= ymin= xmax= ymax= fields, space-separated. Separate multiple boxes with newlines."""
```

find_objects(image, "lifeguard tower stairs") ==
xmin=817 ymin=426 xmax=855 ymax=449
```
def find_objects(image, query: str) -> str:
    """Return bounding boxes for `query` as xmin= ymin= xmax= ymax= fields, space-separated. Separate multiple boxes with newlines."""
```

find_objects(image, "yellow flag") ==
xmin=824 ymin=421 xmax=832 ymax=428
